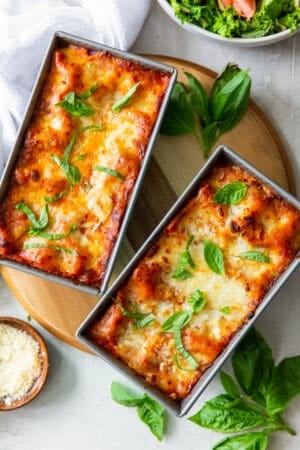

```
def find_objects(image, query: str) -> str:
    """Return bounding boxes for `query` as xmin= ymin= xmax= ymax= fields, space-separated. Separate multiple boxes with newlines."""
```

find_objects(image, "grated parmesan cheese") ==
xmin=0 ymin=323 xmax=42 ymax=405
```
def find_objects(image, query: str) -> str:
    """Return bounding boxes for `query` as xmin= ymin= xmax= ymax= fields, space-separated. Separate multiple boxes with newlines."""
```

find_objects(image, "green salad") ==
xmin=169 ymin=0 xmax=300 ymax=38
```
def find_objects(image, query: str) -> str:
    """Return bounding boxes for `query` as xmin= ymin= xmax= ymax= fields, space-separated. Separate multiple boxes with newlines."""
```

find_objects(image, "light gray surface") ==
xmin=1 ymin=1 xmax=300 ymax=449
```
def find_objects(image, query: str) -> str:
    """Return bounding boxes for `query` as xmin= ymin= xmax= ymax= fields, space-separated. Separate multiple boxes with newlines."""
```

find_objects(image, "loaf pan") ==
xmin=0 ymin=31 xmax=177 ymax=295
xmin=77 ymin=145 xmax=300 ymax=416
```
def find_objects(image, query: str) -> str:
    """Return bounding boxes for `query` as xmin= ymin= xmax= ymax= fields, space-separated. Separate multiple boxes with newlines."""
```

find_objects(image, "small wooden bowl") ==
xmin=0 ymin=317 xmax=49 ymax=411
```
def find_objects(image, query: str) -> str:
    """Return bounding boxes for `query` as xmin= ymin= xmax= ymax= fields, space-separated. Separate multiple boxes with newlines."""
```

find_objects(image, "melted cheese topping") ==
xmin=0 ymin=45 xmax=170 ymax=286
xmin=88 ymin=165 xmax=300 ymax=400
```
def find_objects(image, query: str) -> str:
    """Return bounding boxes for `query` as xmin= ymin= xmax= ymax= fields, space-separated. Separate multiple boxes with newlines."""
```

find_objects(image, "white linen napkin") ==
xmin=0 ymin=0 xmax=151 ymax=173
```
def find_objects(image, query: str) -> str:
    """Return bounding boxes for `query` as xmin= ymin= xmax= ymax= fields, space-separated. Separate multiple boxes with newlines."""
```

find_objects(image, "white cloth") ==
xmin=0 ymin=0 xmax=151 ymax=172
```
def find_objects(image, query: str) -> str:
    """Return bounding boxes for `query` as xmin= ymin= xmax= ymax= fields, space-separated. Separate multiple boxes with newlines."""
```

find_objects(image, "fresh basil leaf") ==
xmin=111 ymin=381 xmax=142 ymax=407
xmin=204 ymin=394 xmax=241 ymax=410
xmin=266 ymin=356 xmax=300 ymax=415
xmin=185 ymin=71 xmax=210 ymax=126
xmin=174 ymin=328 xmax=198 ymax=369
xmin=232 ymin=328 xmax=275 ymax=407
xmin=84 ymin=182 xmax=91 ymax=191
xmin=172 ymin=235 xmax=196 ymax=280
xmin=112 ymin=82 xmax=140 ymax=113
xmin=94 ymin=165 xmax=125 ymax=180
xmin=212 ymin=431 xmax=268 ymax=450
xmin=189 ymin=396 xmax=271 ymax=433
xmin=220 ymin=371 xmax=240 ymax=398
xmin=28 ymin=224 xmax=77 ymax=240
xmin=15 ymin=202 xmax=49 ymax=230
xmin=24 ymin=242 xmax=78 ymax=255
xmin=174 ymin=353 xmax=196 ymax=371
xmin=111 ymin=383 xmax=165 ymax=441
xmin=210 ymin=64 xmax=241 ymax=106
xmin=62 ymin=132 xmax=78 ymax=162
xmin=50 ymin=156 xmax=81 ymax=185
xmin=238 ymin=251 xmax=270 ymax=263
xmin=161 ymin=310 xmax=193 ymax=333
xmin=44 ymin=191 xmax=65 ymax=203
xmin=118 ymin=304 xmax=155 ymax=329
xmin=160 ymin=82 xmax=196 ymax=136
xmin=77 ymin=83 xmax=99 ymax=99
xmin=137 ymin=394 xmax=165 ymax=441
xmin=210 ymin=65 xmax=251 ymax=133
xmin=134 ymin=314 xmax=155 ymax=329
xmin=203 ymin=240 xmax=225 ymax=275
xmin=213 ymin=181 xmax=247 ymax=205
xmin=56 ymin=92 xmax=94 ymax=117
xmin=172 ymin=267 xmax=193 ymax=280
xmin=220 ymin=306 xmax=231 ymax=315
xmin=188 ymin=289 xmax=206 ymax=314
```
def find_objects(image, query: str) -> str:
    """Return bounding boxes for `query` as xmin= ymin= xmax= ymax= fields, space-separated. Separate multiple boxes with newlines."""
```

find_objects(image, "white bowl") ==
xmin=157 ymin=0 xmax=299 ymax=47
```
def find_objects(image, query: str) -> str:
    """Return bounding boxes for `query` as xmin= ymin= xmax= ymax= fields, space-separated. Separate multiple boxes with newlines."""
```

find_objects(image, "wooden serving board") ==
xmin=1 ymin=56 xmax=295 ymax=352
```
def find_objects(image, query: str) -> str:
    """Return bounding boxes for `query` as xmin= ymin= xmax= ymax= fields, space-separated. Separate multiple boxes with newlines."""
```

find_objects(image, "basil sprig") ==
xmin=213 ymin=181 xmax=247 ymax=205
xmin=172 ymin=235 xmax=196 ymax=280
xmin=56 ymin=83 xmax=99 ymax=116
xmin=238 ymin=250 xmax=270 ymax=263
xmin=189 ymin=328 xmax=299 ymax=449
xmin=118 ymin=303 xmax=155 ymax=329
xmin=112 ymin=82 xmax=140 ymax=113
xmin=160 ymin=64 xmax=251 ymax=157
xmin=15 ymin=202 xmax=49 ymax=230
xmin=203 ymin=240 xmax=225 ymax=275
xmin=94 ymin=165 xmax=125 ymax=180
xmin=111 ymin=382 xmax=165 ymax=441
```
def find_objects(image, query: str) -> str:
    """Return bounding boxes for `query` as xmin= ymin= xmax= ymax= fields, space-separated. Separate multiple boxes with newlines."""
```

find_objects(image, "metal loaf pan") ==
xmin=77 ymin=145 xmax=300 ymax=416
xmin=0 ymin=31 xmax=177 ymax=295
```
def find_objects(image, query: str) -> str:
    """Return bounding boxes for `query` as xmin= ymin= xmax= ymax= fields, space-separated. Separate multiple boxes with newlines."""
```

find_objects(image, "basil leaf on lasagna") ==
xmin=238 ymin=251 xmax=270 ymax=263
xmin=112 ymin=82 xmax=140 ymax=113
xmin=188 ymin=289 xmax=206 ymax=314
xmin=162 ymin=310 xmax=198 ymax=370
xmin=24 ymin=242 xmax=78 ymax=255
xmin=203 ymin=240 xmax=225 ymax=275
xmin=44 ymin=191 xmax=65 ymax=203
xmin=28 ymin=224 xmax=77 ymax=240
xmin=94 ymin=165 xmax=125 ymax=180
xmin=56 ymin=91 xmax=94 ymax=116
xmin=77 ymin=82 xmax=99 ymax=99
xmin=15 ymin=202 xmax=49 ymax=230
xmin=118 ymin=304 xmax=155 ymax=329
xmin=172 ymin=235 xmax=196 ymax=280
xmin=50 ymin=156 xmax=81 ymax=185
xmin=213 ymin=181 xmax=247 ymax=205
xmin=220 ymin=306 xmax=231 ymax=315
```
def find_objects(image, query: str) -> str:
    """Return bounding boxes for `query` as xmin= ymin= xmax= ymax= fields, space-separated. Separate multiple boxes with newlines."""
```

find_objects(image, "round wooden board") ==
xmin=1 ymin=56 xmax=295 ymax=353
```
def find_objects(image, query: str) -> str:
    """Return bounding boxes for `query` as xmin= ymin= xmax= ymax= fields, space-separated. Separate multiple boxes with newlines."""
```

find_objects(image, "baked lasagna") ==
xmin=0 ymin=45 xmax=171 ymax=287
xmin=88 ymin=164 xmax=300 ymax=399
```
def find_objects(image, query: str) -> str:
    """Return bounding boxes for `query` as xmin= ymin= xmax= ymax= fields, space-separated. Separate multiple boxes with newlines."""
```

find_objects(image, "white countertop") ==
xmin=1 ymin=2 xmax=300 ymax=449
